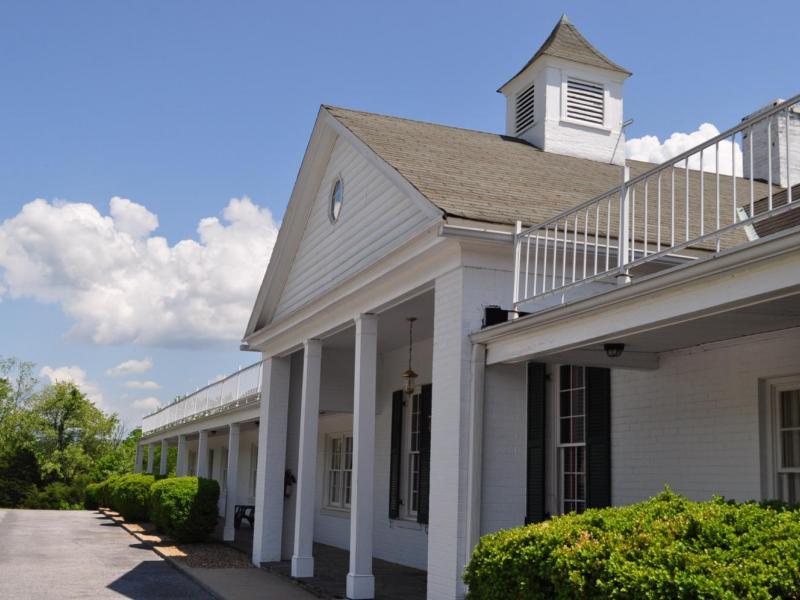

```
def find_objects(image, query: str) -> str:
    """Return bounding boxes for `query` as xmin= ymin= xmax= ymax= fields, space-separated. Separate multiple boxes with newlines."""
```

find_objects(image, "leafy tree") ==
xmin=27 ymin=381 xmax=118 ymax=484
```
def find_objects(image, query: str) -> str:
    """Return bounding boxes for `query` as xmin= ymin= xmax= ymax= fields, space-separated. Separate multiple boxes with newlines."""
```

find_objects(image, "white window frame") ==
xmin=399 ymin=387 xmax=424 ymax=520
xmin=324 ymin=432 xmax=353 ymax=511
xmin=248 ymin=443 xmax=258 ymax=503
xmin=555 ymin=365 xmax=587 ymax=515
xmin=328 ymin=176 xmax=344 ymax=223
xmin=221 ymin=447 xmax=229 ymax=495
xmin=560 ymin=71 xmax=609 ymax=131
xmin=762 ymin=375 xmax=800 ymax=502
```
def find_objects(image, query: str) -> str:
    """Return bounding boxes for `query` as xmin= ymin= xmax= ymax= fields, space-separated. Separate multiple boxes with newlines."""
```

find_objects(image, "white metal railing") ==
xmin=141 ymin=360 xmax=263 ymax=434
xmin=512 ymin=94 xmax=800 ymax=310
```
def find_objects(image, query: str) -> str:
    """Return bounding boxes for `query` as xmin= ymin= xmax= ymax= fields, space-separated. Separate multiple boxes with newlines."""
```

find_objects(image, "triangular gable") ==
xmin=244 ymin=108 xmax=442 ymax=339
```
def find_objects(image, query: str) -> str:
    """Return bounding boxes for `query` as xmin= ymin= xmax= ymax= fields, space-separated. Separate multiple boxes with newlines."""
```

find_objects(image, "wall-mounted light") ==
xmin=401 ymin=317 xmax=418 ymax=395
xmin=604 ymin=343 xmax=625 ymax=358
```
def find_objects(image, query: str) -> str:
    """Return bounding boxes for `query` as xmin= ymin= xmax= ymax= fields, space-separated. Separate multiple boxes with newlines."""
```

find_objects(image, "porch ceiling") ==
xmin=322 ymin=290 xmax=434 ymax=353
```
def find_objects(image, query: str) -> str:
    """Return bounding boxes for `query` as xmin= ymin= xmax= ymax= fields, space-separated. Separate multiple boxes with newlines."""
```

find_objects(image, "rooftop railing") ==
xmin=141 ymin=360 xmax=263 ymax=435
xmin=512 ymin=94 xmax=800 ymax=312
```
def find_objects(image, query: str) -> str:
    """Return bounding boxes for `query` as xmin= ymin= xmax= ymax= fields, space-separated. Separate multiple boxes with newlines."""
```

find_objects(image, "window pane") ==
xmin=560 ymin=365 xmax=570 ymax=385
xmin=572 ymin=389 xmax=585 ymax=416
xmin=560 ymin=391 xmax=571 ymax=417
xmin=573 ymin=416 xmax=585 ymax=444
xmin=560 ymin=417 xmax=571 ymax=444
xmin=782 ymin=430 xmax=800 ymax=469
xmin=344 ymin=471 xmax=352 ymax=506
xmin=782 ymin=391 xmax=800 ymax=428
xmin=572 ymin=366 xmax=584 ymax=388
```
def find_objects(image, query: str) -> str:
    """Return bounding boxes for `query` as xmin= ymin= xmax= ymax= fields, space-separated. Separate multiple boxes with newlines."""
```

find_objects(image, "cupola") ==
xmin=498 ymin=15 xmax=631 ymax=165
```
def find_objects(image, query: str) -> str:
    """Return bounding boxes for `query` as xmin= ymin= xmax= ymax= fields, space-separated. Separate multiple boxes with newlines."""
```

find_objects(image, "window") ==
xmin=329 ymin=178 xmax=344 ymax=222
xmin=325 ymin=433 xmax=353 ymax=509
xmin=221 ymin=448 xmax=228 ymax=494
xmin=515 ymin=82 xmax=536 ymax=135
xmin=558 ymin=365 xmax=586 ymax=514
xmin=565 ymin=78 xmax=605 ymax=126
xmin=249 ymin=444 xmax=258 ymax=502
xmin=768 ymin=381 xmax=800 ymax=503
xmin=405 ymin=391 xmax=423 ymax=516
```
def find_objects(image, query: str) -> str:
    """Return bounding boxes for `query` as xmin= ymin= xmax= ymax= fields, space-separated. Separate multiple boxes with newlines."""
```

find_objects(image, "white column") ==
xmin=224 ymin=423 xmax=241 ymax=541
xmin=347 ymin=314 xmax=378 ymax=599
xmin=291 ymin=339 xmax=323 ymax=578
xmin=197 ymin=429 xmax=209 ymax=478
xmin=176 ymin=434 xmax=188 ymax=476
xmin=253 ymin=356 xmax=291 ymax=565
xmin=134 ymin=444 xmax=143 ymax=473
xmin=146 ymin=442 xmax=156 ymax=473
xmin=160 ymin=439 xmax=169 ymax=475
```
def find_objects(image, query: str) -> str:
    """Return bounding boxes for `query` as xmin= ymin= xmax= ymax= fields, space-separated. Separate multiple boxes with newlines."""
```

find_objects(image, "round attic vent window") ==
xmin=329 ymin=178 xmax=343 ymax=222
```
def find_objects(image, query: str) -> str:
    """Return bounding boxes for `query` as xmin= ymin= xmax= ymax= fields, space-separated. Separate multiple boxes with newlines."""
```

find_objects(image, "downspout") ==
xmin=465 ymin=342 xmax=487 ymax=569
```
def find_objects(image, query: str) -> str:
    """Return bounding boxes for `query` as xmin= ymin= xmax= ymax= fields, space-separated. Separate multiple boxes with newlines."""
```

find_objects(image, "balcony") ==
xmin=141 ymin=360 xmax=263 ymax=435
xmin=512 ymin=94 xmax=800 ymax=313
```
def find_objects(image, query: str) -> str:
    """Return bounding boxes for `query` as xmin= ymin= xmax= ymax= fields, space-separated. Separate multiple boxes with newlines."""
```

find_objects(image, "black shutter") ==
xmin=585 ymin=367 xmax=611 ymax=509
xmin=526 ymin=362 xmax=547 ymax=524
xmin=388 ymin=390 xmax=404 ymax=519
xmin=417 ymin=384 xmax=432 ymax=524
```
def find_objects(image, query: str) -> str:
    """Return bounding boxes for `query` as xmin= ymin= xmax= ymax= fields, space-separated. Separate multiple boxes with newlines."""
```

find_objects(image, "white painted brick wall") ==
xmin=481 ymin=363 xmax=527 ymax=535
xmin=612 ymin=329 xmax=800 ymax=504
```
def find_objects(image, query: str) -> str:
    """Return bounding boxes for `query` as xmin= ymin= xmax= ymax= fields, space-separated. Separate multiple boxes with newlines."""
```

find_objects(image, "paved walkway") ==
xmin=0 ymin=509 xmax=214 ymax=599
xmin=0 ymin=509 xmax=317 ymax=600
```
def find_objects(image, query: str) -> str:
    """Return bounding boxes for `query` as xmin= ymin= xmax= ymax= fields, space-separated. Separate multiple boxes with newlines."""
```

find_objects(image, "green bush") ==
xmin=21 ymin=482 xmax=84 ymax=510
xmin=464 ymin=490 xmax=800 ymax=599
xmin=84 ymin=482 xmax=102 ymax=509
xmin=109 ymin=473 xmax=154 ymax=521
xmin=96 ymin=475 xmax=119 ymax=508
xmin=150 ymin=476 xmax=219 ymax=542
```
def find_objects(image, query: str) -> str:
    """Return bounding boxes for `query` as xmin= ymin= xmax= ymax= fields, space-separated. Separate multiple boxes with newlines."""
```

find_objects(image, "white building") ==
xmin=138 ymin=15 xmax=800 ymax=600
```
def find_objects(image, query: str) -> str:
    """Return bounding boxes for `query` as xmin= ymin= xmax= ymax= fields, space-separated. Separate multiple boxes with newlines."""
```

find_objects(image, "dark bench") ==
xmin=234 ymin=504 xmax=255 ymax=529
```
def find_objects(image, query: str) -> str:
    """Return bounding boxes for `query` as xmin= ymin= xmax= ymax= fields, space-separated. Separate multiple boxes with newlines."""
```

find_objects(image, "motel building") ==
xmin=136 ymin=16 xmax=800 ymax=600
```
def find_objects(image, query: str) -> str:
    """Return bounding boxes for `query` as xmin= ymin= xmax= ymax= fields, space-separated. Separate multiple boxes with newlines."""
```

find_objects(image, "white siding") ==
xmin=274 ymin=137 xmax=435 ymax=319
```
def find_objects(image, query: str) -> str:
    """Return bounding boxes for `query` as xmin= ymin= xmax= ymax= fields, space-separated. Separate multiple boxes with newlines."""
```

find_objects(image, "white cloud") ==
xmin=123 ymin=380 xmax=161 ymax=390
xmin=0 ymin=197 xmax=279 ymax=346
xmin=40 ymin=365 xmax=104 ymax=409
xmin=106 ymin=358 xmax=153 ymax=377
xmin=626 ymin=123 xmax=743 ymax=176
xmin=132 ymin=396 xmax=161 ymax=412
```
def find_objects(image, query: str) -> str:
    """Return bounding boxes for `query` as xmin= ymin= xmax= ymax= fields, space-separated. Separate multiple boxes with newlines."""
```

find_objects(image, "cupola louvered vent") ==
xmin=566 ymin=78 xmax=605 ymax=126
xmin=515 ymin=83 xmax=536 ymax=135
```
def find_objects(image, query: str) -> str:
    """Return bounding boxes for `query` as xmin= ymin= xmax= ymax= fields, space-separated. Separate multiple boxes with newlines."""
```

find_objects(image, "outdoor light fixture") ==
xmin=604 ymin=343 xmax=625 ymax=358
xmin=402 ymin=317 xmax=418 ymax=395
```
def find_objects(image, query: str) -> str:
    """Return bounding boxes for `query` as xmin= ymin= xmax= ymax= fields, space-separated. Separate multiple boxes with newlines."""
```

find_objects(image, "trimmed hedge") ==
xmin=109 ymin=473 xmax=154 ymax=521
xmin=150 ymin=476 xmax=219 ymax=542
xmin=464 ymin=490 xmax=800 ymax=599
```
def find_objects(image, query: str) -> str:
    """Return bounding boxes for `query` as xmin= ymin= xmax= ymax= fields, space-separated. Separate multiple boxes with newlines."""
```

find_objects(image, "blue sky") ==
xmin=0 ymin=0 xmax=796 ymax=427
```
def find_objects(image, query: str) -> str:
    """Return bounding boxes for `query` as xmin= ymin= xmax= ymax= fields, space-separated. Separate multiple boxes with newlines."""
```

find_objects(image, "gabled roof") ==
xmin=499 ymin=15 xmax=631 ymax=92
xmin=327 ymin=106 xmax=773 ymax=230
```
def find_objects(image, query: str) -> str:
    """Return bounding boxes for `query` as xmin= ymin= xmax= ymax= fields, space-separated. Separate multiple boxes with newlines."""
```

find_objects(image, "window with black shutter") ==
xmin=585 ymin=367 xmax=611 ymax=509
xmin=388 ymin=385 xmax=432 ymax=524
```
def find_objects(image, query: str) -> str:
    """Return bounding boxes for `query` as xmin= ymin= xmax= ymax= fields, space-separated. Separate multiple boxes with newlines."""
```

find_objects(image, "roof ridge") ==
xmin=323 ymin=104 xmax=539 ymax=145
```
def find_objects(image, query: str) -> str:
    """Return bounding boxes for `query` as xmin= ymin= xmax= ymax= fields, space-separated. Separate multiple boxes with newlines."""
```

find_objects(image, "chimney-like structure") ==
xmin=742 ymin=100 xmax=800 ymax=188
xmin=498 ymin=15 xmax=631 ymax=165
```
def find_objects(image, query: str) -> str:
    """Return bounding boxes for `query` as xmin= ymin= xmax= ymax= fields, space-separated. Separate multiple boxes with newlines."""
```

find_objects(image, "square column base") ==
xmin=346 ymin=573 xmax=375 ymax=599
xmin=222 ymin=526 xmax=235 ymax=542
xmin=291 ymin=555 xmax=314 ymax=578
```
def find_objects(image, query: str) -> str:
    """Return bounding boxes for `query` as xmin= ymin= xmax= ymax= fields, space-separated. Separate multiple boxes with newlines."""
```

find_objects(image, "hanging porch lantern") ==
xmin=402 ymin=317 xmax=418 ymax=396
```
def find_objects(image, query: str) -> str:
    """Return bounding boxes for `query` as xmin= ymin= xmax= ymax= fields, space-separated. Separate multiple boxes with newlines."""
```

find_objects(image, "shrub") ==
xmin=464 ymin=489 xmax=800 ymax=599
xmin=84 ymin=482 xmax=102 ymax=509
xmin=96 ymin=475 xmax=120 ymax=508
xmin=109 ymin=473 xmax=154 ymax=521
xmin=21 ymin=482 xmax=84 ymax=510
xmin=150 ymin=476 xmax=219 ymax=542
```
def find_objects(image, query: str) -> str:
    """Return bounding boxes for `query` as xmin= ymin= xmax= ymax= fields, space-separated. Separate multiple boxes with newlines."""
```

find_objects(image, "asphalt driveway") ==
xmin=0 ymin=509 xmax=215 ymax=599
